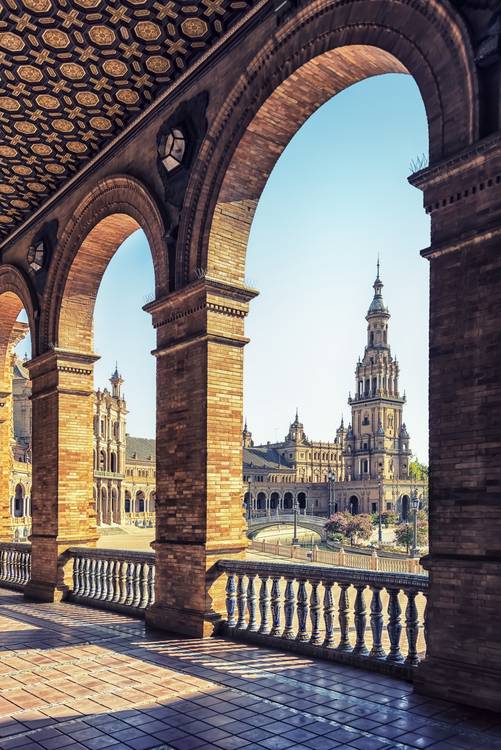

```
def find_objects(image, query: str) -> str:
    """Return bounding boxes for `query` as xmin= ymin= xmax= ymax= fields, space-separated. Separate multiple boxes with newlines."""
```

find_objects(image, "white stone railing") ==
xmin=218 ymin=558 xmax=429 ymax=678
xmin=69 ymin=547 xmax=155 ymax=615
xmin=0 ymin=542 xmax=31 ymax=589
xmin=250 ymin=539 xmax=426 ymax=574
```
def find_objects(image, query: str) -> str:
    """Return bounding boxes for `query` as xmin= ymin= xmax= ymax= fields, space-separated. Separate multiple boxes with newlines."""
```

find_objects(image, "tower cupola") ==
xmin=110 ymin=363 xmax=123 ymax=399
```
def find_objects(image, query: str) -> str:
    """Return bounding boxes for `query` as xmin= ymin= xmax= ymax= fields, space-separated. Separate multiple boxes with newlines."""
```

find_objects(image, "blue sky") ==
xmin=16 ymin=73 xmax=430 ymax=461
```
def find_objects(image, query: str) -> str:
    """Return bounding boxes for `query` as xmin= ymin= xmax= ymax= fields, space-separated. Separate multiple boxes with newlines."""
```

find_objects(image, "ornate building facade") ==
xmin=9 ymin=362 xmax=156 ymax=538
xmin=243 ymin=266 xmax=426 ymax=517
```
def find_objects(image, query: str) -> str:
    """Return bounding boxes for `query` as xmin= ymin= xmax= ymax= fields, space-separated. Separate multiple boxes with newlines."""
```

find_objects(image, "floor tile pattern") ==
xmin=0 ymin=588 xmax=500 ymax=750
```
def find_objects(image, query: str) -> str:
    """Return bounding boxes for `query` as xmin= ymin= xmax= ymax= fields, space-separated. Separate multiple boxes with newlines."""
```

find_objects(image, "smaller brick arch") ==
xmin=0 ymin=266 xmax=37 ymax=388
xmin=43 ymin=176 xmax=168 ymax=353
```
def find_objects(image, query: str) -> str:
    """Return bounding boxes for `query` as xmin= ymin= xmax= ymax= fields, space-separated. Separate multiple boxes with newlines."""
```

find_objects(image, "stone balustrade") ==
xmin=0 ymin=542 xmax=31 ymax=589
xmin=69 ymin=547 xmax=155 ymax=615
xmin=218 ymin=559 xmax=429 ymax=678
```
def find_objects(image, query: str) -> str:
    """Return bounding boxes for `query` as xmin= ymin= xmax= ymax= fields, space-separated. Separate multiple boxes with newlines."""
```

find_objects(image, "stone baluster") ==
xmin=337 ymin=583 xmax=352 ymax=652
xmin=125 ymin=562 xmax=134 ymax=606
xmin=132 ymin=562 xmax=142 ymax=607
xmin=89 ymin=558 xmax=97 ymax=599
xmin=309 ymin=581 xmax=322 ymax=645
xmin=236 ymin=575 xmax=247 ymax=630
xmin=297 ymin=580 xmax=309 ymax=642
xmin=83 ymin=557 xmax=91 ymax=597
xmin=258 ymin=576 xmax=271 ymax=634
xmin=387 ymin=588 xmax=404 ymax=663
xmin=405 ymin=590 xmax=419 ymax=666
xmin=270 ymin=576 xmax=281 ymax=636
xmin=323 ymin=582 xmax=335 ymax=648
xmin=73 ymin=556 xmax=81 ymax=596
xmin=148 ymin=563 xmax=155 ymax=607
xmin=106 ymin=560 xmax=115 ymax=601
xmin=282 ymin=578 xmax=296 ymax=639
xmin=225 ymin=573 xmax=237 ymax=627
xmin=139 ymin=562 xmax=149 ymax=609
xmin=118 ymin=560 xmax=127 ymax=604
xmin=112 ymin=560 xmax=121 ymax=603
xmin=246 ymin=574 xmax=258 ymax=632
xmin=100 ymin=559 xmax=108 ymax=601
xmin=369 ymin=586 xmax=386 ymax=658
xmin=353 ymin=584 xmax=369 ymax=655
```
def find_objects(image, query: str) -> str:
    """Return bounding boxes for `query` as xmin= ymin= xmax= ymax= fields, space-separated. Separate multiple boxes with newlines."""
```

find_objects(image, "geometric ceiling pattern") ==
xmin=0 ymin=0 xmax=257 ymax=242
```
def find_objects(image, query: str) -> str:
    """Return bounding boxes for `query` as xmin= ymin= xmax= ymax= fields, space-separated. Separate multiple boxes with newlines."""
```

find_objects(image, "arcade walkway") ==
xmin=0 ymin=589 xmax=500 ymax=750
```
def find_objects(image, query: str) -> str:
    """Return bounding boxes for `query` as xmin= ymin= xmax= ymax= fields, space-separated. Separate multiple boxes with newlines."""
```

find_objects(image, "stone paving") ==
xmin=0 ymin=588 xmax=500 ymax=750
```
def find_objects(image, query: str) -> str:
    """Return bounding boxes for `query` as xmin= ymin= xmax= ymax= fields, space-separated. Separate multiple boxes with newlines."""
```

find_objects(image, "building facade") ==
xmin=243 ymin=266 xmax=426 ymax=518
xmin=9 ymin=362 xmax=156 ymax=538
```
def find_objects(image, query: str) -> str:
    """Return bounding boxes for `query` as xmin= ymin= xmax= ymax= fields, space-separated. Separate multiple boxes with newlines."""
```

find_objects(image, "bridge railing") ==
xmin=0 ymin=542 xmax=31 ymax=589
xmin=218 ymin=558 xmax=428 ymax=679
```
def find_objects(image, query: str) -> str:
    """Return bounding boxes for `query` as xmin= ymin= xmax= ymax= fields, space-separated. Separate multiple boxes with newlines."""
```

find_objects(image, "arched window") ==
xmin=297 ymin=491 xmax=306 ymax=510
xmin=257 ymin=492 xmax=266 ymax=510
xmin=270 ymin=492 xmax=279 ymax=509
xmin=136 ymin=491 xmax=145 ymax=513
xmin=284 ymin=492 xmax=293 ymax=510
xmin=349 ymin=496 xmax=359 ymax=515
xmin=99 ymin=450 xmax=106 ymax=471
xmin=124 ymin=491 xmax=131 ymax=514
xmin=14 ymin=484 xmax=24 ymax=517
xmin=110 ymin=453 xmax=117 ymax=473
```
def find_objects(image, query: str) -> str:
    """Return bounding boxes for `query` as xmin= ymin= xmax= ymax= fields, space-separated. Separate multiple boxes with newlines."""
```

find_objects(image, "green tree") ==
xmin=394 ymin=520 xmax=428 ymax=551
xmin=325 ymin=512 xmax=373 ymax=545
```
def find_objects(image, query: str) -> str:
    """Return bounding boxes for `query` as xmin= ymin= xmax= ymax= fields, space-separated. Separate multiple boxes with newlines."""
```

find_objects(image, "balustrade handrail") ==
xmin=0 ymin=541 xmax=31 ymax=552
xmin=69 ymin=546 xmax=155 ymax=564
xmin=218 ymin=558 xmax=428 ymax=593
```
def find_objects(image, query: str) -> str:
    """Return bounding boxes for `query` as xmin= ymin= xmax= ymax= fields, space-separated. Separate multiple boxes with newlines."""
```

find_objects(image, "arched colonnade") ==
xmin=0 ymin=0 xmax=498 ymax=711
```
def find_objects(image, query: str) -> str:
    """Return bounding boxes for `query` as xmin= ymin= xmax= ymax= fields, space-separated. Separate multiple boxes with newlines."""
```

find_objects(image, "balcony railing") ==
xmin=0 ymin=542 xmax=31 ymax=589
xmin=68 ymin=547 xmax=155 ymax=616
xmin=217 ymin=558 xmax=428 ymax=679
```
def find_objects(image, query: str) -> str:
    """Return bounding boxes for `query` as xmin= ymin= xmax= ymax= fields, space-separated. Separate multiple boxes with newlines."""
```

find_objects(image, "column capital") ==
xmin=145 ymin=276 xmax=259 ymax=355
xmin=25 ymin=348 xmax=100 ymax=379
xmin=409 ymin=134 xmax=501 ymax=248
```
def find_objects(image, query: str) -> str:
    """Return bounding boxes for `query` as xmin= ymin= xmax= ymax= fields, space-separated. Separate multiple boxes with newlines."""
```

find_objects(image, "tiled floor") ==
xmin=0 ymin=588 xmax=500 ymax=750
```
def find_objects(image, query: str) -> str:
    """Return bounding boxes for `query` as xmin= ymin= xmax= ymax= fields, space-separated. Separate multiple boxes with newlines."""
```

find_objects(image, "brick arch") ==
xmin=43 ymin=175 xmax=168 ymax=353
xmin=179 ymin=0 xmax=477 ymax=286
xmin=0 ymin=266 xmax=37 ymax=387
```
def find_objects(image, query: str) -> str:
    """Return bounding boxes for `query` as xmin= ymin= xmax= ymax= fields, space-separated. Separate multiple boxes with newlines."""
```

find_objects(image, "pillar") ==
xmin=411 ymin=141 xmax=501 ymax=712
xmin=24 ymin=350 xmax=99 ymax=602
xmin=0 ymin=388 xmax=13 ymax=541
xmin=145 ymin=278 xmax=257 ymax=637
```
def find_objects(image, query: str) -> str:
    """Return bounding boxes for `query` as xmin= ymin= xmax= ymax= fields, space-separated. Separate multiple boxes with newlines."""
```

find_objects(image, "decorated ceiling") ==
xmin=0 ymin=0 xmax=257 ymax=242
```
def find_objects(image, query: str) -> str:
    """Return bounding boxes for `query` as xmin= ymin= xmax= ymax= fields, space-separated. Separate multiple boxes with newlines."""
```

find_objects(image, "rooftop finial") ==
xmin=376 ymin=254 xmax=380 ymax=281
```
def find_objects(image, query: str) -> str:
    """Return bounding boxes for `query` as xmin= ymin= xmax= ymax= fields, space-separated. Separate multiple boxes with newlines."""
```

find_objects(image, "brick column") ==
xmin=411 ymin=139 xmax=501 ymax=712
xmin=0 ymin=386 xmax=13 ymax=541
xmin=145 ymin=278 xmax=257 ymax=637
xmin=24 ymin=349 xmax=99 ymax=602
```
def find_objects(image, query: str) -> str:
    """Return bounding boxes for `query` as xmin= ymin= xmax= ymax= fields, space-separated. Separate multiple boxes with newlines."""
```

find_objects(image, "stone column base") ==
xmin=415 ymin=656 xmax=501 ymax=713
xmin=145 ymin=602 xmax=223 ymax=638
xmin=23 ymin=580 xmax=68 ymax=603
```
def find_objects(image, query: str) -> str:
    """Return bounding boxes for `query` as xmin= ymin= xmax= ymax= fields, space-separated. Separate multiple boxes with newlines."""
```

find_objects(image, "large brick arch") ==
xmin=179 ymin=0 xmax=477 ymax=286
xmin=42 ymin=175 xmax=168 ymax=353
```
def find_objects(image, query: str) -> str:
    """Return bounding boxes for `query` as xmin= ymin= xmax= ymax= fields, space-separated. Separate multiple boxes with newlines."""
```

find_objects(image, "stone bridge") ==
xmin=247 ymin=514 xmax=327 ymax=541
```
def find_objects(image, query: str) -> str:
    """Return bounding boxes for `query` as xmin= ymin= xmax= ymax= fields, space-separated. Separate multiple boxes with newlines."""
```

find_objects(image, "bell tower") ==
xmin=346 ymin=261 xmax=411 ymax=481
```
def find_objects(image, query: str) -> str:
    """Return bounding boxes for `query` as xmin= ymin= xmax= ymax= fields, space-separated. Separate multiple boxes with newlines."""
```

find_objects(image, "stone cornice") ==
xmin=409 ymin=132 xmax=501 ymax=191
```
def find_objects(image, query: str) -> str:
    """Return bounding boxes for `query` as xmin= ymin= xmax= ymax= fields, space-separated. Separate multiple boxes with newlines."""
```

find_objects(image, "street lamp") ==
xmin=292 ymin=497 xmax=300 ymax=546
xmin=377 ymin=474 xmax=383 ymax=546
xmin=327 ymin=469 xmax=336 ymax=517
xmin=411 ymin=488 xmax=420 ymax=557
